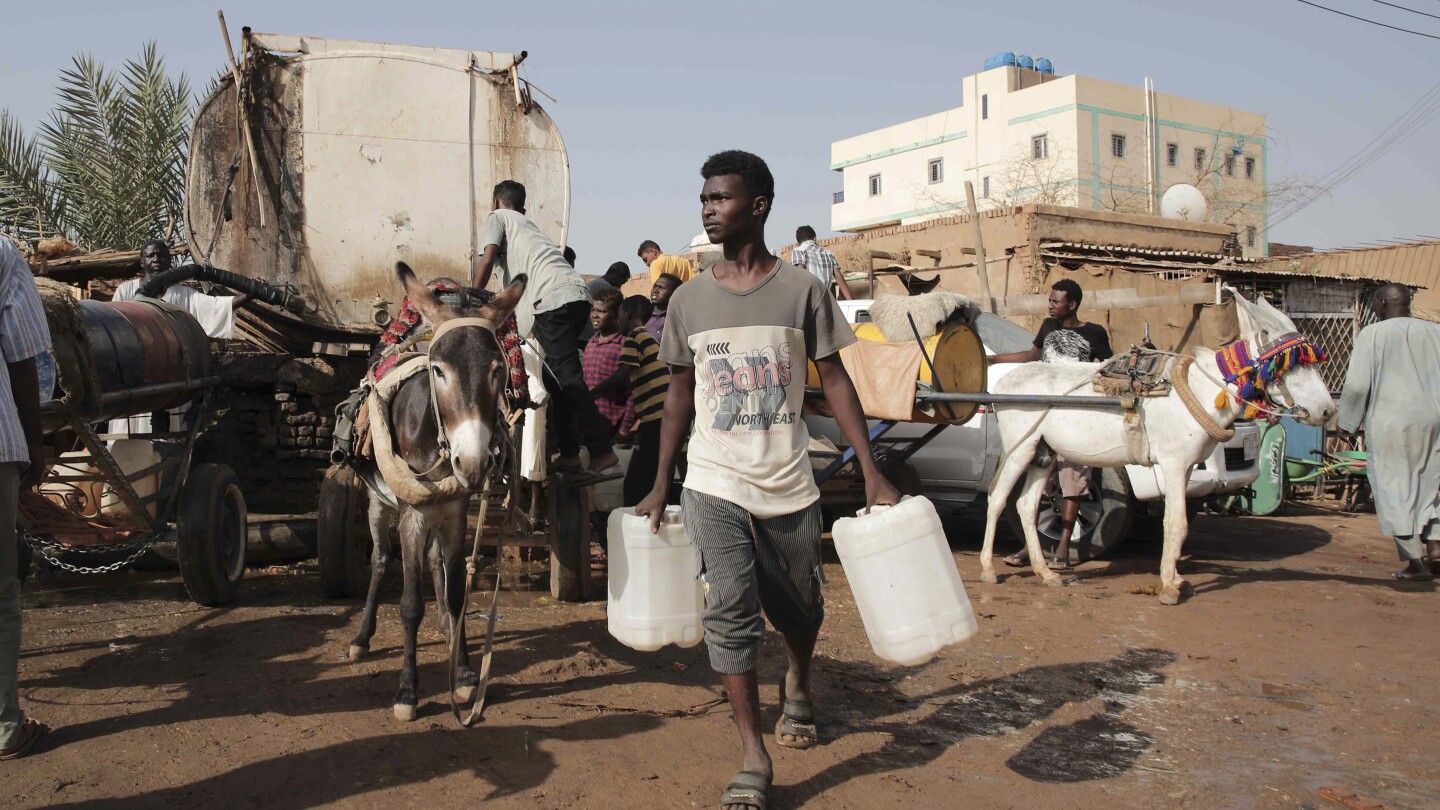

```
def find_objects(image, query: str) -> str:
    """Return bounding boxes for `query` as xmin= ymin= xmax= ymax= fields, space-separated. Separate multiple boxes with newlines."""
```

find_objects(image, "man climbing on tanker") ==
xmin=471 ymin=181 xmax=618 ymax=475
xmin=635 ymin=150 xmax=900 ymax=810
xmin=988 ymin=278 xmax=1113 ymax=570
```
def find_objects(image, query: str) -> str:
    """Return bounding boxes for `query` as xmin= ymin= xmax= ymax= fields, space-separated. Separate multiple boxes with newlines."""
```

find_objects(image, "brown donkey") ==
xmin=347 ymin=263 xmax=525 ymax=721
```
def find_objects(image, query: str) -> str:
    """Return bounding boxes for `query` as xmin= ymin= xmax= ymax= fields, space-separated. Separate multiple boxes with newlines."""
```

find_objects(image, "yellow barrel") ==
xmin=806 ymin=320 xmax=986 ymax=425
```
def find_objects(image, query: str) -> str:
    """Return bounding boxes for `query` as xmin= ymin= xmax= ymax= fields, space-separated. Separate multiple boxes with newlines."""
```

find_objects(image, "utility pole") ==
xmin=964 ymin=180 xmax=994 ymax=313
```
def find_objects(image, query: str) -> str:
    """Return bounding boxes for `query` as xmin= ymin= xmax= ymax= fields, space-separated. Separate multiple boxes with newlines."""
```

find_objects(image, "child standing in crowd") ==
xmin=582 ymin=287 xmax=631 ymax=438
xmin=646 ymin=272 xmax=682 ymax=347
xmin=615 ymin=295 xmax=670 ymax=506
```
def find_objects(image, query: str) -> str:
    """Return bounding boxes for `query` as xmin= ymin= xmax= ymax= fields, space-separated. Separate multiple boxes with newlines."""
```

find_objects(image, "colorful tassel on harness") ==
xmin=1214 ymin=390 xmax=1229 ymax=409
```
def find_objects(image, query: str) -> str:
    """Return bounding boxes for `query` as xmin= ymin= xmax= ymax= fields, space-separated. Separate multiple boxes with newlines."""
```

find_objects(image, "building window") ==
xmin=1223 ymin=152 xmax=1235 ymax=176
xmin=1245 ymin=156 xmax=1256 ymax=179
xmin=982 ymin=176 xmax=991 ymax=198
xmin=1166 ymin=142 xmax=1178 ymax=167
xmin=1194 ymin=147 xmax=1207 ymax=172
xmin=1245 ymin=226 xmax=1257 ymax=248
xmin=1111 ymin=134 xmax=1127 ymax=159
xmin=928 ymin=158 xmax=943 ymax=184
xmin=981 ymin=94 xmax=989 ymax=120
xmin=868 ymin=174 xmax=882 ymax=197
xmin=1031 ymin=134 xmax=1049 ymax=159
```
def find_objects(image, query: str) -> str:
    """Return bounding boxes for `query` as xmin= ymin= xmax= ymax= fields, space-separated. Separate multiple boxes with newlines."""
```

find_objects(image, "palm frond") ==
xmin=0 ymin=110 xmax=66 ymax=241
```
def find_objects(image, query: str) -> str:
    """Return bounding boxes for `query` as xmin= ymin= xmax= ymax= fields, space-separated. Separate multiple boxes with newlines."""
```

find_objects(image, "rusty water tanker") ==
xmin=184 ymin=32 xmax=571 ymax=340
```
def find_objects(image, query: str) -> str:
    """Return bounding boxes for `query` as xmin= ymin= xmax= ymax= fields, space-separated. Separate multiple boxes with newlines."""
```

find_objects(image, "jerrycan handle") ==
xmin=854 ymin=494 xmax=913 ymax=518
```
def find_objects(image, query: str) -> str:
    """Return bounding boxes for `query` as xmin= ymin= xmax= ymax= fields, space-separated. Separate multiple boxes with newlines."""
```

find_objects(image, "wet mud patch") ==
xmin=1007 ymin=714 xmax=1155 ymax=782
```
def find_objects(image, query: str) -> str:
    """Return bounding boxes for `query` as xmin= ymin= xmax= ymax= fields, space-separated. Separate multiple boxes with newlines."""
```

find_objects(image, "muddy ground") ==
xmin=3 ymin=502 xmax=1437 ymax=809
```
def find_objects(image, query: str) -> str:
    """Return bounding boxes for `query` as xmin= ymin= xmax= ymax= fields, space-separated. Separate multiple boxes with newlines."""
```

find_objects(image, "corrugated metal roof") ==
xmin=1255 ymin=240 xmax=1440 ymax=289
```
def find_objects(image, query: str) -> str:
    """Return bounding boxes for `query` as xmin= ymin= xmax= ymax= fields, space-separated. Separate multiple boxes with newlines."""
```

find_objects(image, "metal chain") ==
xmin=24 ymin=531 xmax=165 ymax=575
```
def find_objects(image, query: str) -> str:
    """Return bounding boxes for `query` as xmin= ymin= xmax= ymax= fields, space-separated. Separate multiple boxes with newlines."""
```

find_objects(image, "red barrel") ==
xmin=77 ymin=299 xmax=211 ymax=420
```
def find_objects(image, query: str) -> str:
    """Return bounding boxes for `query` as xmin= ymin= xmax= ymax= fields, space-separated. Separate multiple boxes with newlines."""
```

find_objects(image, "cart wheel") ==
xmin=1006 ymin=466 xmax=1134 ymax=563
xmin=318 ymin=466 xmax=371 ymax=598
xmin=177 ymin=463 xmax=247 ymax=606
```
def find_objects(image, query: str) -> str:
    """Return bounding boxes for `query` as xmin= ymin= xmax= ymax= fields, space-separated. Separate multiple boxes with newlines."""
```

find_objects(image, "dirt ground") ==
xmin=3 ymin=502 xmax=1437 ymax=809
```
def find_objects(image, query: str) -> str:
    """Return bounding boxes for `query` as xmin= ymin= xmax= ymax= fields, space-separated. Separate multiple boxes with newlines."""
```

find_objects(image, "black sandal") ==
xmin=720 ymin=770 xmax=769 ymax=810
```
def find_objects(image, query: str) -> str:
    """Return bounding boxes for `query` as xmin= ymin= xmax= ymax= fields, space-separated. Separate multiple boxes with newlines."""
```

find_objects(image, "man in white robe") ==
xmin=1337 ymin=283 xmax=1440 ymax=581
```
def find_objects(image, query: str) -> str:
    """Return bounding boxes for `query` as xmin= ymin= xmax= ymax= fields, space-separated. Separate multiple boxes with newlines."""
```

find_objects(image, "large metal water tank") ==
xmin=185 ymin=33 xmax=572 ymax=340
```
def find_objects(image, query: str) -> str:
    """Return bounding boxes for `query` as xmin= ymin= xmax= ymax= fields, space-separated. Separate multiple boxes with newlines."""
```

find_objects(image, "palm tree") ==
xmin=0 ymin=43 xmax=192 ymax=250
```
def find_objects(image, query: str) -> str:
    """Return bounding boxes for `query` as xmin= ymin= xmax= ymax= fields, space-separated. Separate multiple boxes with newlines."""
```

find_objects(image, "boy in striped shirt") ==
xmin=616 ymin=295 xmax=670 ymax=506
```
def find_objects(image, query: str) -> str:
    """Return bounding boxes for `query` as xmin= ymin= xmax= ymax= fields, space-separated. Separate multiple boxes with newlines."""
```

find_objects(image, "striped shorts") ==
xmin=682 ymin=488 xmax=825 ymax=675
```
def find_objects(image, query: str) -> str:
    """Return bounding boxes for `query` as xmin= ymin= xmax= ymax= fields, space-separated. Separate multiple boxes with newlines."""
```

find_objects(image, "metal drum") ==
xmin=805 ymin=320 xmax=987 ymax=426
xmin=77 ymin=298 xmax=211 ymax=421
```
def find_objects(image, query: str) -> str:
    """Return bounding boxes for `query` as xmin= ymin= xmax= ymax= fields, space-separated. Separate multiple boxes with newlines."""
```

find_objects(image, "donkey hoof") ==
xmin=393 ymin=703 xmax=418 ymax=722
xmin=348 ymin=644 xmax=368 ymax=661
xmin=1178 ymin=580 xmax=1195 ymax=597
xmin=980 ymin=571 xmax=998 ymax=585
xmin=1158 ymin=588 xmax=1182 ymax=606
xmin=1042 ymin=575 xmax=1064 ymax=588
xmin=455 ymin=684 xmax=476 ymax=703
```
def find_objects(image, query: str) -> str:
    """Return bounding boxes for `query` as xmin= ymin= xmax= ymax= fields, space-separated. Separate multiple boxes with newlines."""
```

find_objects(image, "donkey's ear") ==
xmin=397 ymin=262 xmax=454 ymax=326
xmin=481 ymin=273 xmax=527 ymax=325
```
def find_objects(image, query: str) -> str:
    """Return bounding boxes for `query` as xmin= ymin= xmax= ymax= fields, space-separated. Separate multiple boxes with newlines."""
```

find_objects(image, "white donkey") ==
xmin=979 ymin=290 xmax=1335 ymax=604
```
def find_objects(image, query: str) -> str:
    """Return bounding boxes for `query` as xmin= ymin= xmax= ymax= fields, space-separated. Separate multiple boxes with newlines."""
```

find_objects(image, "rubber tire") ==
xmin=317 ymin=466 xmax=371 ymax=598
xmin=176 ymin=463 xmax=246 ymax=606
xmin=1006 ymin=466 xmax=1135 ymax=563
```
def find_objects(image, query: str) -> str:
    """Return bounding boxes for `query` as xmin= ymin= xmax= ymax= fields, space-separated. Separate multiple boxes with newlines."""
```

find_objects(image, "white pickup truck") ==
xmin=806 ymin=300 xmax=1260 ymax=559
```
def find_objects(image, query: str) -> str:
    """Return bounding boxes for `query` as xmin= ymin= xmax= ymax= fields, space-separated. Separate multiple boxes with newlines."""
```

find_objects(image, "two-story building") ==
xmin=830 ymin=54 xmax=1270 ymax=257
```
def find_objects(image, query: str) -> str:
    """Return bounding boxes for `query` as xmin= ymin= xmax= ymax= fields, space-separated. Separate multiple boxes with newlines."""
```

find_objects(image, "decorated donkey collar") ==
xmin=1215 ymin=333 xmax=1327 ymax=417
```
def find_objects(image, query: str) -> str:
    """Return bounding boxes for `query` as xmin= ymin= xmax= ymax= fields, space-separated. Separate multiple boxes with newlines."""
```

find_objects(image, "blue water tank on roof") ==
xmin=1017 ymin=54 xmax=1034 ymax=70
xmin=1035 ymin=57 xmax=1054 ymax=75
xmin=983 ymin=51 xmax=1018 ymax=70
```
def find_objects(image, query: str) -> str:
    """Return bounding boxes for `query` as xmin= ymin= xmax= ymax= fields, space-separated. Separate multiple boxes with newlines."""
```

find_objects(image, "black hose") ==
xmin=136 ymin=264 xmax=307 ymax=314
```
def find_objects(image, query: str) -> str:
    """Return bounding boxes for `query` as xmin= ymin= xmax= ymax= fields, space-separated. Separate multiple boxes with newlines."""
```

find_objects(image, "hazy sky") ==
xmin=3 ymin=0 xmax=1438 ymax=276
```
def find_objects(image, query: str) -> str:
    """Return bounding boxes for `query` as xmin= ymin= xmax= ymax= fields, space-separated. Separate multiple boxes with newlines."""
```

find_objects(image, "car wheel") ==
xmin=1006 ymin=466 xmax=1134 ymax=563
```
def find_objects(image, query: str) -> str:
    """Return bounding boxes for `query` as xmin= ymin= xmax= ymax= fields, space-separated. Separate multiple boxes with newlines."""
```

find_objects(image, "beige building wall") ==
xmin=831 ymin=65 xmax=1269 ymax=258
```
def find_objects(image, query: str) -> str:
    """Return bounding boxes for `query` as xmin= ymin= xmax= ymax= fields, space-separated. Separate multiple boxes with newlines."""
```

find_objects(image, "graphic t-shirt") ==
xmin=660 ymin=260 xmax=854 ymax=517
xmin=1033 ymin=319 xmax=1113 ymax=364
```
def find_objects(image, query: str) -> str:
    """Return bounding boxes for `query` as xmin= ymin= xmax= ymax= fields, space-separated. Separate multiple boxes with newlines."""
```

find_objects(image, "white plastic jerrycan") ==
xmin=607 ymin=506 xmax=705 ymax=652
xmin=831 ymin=496 xmax=978 ymax=666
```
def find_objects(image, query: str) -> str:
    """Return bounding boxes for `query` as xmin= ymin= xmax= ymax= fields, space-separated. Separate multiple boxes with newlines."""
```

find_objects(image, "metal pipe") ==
xmin=917 ymin=392 xmax=1125 ymax=409
xmin=41 ymin=377 xmax=219 ymax=418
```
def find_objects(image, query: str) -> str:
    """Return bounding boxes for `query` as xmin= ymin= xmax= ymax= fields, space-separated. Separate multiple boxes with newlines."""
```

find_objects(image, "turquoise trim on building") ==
xmin=1007 ymin=104 xmax=1077 ymax=125
xmin=830 ymin=131 xmax=968 ymax=170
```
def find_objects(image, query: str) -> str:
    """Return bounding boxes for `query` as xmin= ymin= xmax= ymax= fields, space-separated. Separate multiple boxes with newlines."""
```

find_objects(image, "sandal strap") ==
xmin=722 ymin=771 xmax=769 ymax=809
xmin=781 ymin=699 xmax=815 ymax=722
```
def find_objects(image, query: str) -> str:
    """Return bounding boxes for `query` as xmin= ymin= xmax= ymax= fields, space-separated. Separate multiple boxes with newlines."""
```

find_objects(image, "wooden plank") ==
xmin=547 ymin=472 xmax=591 ymax=602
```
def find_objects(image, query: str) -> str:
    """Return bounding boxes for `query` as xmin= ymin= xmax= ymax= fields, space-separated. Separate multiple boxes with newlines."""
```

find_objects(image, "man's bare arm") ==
xmin=470 ymin=244 xmax=502 ymax=290
xmin=815 ymin=354 xmax=898 ymax=509
xmin=989 ymin=346 xmax=1041 ymax=364
xmin=832 ymin=267 xmax=854 ymax=301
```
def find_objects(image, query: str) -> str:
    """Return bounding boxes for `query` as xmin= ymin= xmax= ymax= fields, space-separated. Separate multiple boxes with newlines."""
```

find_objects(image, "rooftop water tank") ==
xmin=1017 ymin=54 xmax=1034 ymax=70
xmin=983 ymin=51 xmax=1018 ymax=70
xmin=1035 ymin=57 xmax=1054 ymax=75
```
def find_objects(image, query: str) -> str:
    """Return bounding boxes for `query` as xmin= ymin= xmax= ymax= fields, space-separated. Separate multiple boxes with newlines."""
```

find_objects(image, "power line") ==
xmin=1270 ymin=79 xmax=1440 ymax=225
xmin=1372 ymin=0 xmax=1440 ymax=22
xmin=1295 ymin=0 xmax=1440 ymax=40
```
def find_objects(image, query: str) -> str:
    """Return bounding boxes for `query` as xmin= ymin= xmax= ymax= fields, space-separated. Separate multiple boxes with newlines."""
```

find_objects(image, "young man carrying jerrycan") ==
xmin=635 ymin=150 xmax=899 ymax=810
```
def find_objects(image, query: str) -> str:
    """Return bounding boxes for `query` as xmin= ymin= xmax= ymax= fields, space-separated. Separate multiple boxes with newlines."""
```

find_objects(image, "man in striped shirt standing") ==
xmin=0 ymin=238 xmax=52 ymax=761
xmin=617 ymin=296 xmax=670 ymax=507
xmin=790 ymin=225 xmax=853 ymax=300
